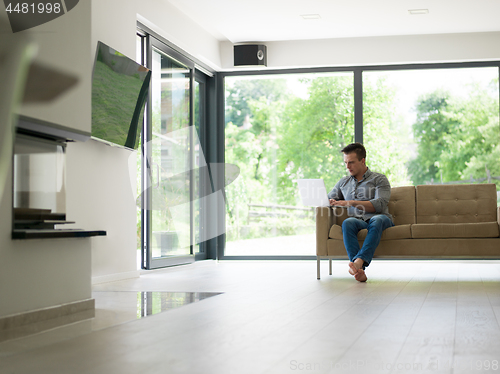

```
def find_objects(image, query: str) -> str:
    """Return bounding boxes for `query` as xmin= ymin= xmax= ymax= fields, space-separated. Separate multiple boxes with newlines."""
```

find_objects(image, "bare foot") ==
xmin=348 ymin=262 xmax=358 ymax=276
xmin=348 ymin=259 xmax=367 ymax=282
xmin=354 ymin=268 xmax=367 ymax=282
xmin=353 ymin=258 xmax=365 ymax=270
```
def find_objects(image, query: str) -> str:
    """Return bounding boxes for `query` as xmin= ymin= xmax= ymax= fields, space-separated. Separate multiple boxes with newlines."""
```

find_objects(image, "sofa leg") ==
xmin=317 ymin=257 xmax=320 ymax=279
xmin=329 ymin=258 xmax=332 ymax=275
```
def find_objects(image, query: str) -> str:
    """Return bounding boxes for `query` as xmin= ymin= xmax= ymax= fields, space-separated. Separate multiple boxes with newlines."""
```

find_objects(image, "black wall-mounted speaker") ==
xmin=234 ymin=44 xmax=267 ymax=67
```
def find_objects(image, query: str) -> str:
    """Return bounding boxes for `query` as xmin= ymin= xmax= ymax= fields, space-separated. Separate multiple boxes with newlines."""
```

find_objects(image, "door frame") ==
xmin=141 ymin=35 xmax=196 ymax=269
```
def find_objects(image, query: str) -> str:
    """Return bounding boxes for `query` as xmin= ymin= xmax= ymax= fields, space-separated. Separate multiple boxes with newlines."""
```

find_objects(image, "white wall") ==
xmin=18 ymin=2 xmax=92 ymax=133
xmin=69 ymin=0 xmax=140 ymax=284
xmin=0 ymin=167 xmax=92 ymax=317
xmin=66 ymin=140 xmax=138 ymax=284
xmin=92 ymin=0 xmax=137 ymax=59
xmin=220 ymin=31 xmax=500 ymax=70
xmin=0 ymin=1 xmax=92 ymax=318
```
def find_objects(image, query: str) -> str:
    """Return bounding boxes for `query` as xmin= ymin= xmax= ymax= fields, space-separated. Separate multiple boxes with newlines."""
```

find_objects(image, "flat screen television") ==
xmin=91 ymin=41 xmax=151 ymax=150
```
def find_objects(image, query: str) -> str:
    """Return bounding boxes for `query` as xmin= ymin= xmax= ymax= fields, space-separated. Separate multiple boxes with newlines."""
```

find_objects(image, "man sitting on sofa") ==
xmin=328 ymin=142 xmax=394 ymax=282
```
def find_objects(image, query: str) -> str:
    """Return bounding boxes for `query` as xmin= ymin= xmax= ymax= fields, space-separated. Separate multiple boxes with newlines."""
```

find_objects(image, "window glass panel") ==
xmin=363 ymin=67 xmax=500 ymax=204
xmin=150 ymin=48 xmax=191 ymax=258
xmin=224 ymin=72 xmax=354 ymax=256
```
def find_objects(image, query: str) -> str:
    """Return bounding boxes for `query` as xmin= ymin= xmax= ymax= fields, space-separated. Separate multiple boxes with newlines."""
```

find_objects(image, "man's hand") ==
xmin=330 ymin=199 xmax=376 ymax=213
xmin=329 ymin=199 xmax=350 ymax=207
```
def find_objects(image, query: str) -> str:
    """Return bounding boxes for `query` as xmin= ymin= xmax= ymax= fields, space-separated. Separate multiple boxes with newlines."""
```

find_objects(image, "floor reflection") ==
xmin=0 ymin=291 xmax=222 ymax=355
xmin=136 ymin=292 xmax=222 ymax=319
xmin=91 ymin=291 xmax=222 ymax=331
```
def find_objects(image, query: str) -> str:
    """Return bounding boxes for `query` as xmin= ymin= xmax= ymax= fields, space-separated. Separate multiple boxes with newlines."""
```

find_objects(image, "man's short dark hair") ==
xmin=341 ymin=142 xmax=366 ymax=161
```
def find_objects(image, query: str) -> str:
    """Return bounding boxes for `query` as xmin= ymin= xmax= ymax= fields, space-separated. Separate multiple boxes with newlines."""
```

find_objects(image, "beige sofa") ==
xmin=316 ymin=183 xmax=500 ymax=279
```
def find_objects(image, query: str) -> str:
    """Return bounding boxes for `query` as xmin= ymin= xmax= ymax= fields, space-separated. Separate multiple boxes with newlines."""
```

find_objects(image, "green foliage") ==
xmin=276 ymin=76 xmax=355 ymax=203
xmin=225 ymin=80 xmax=289 ymax=228
xmin=225 ymin=78 xmax=289 ymax=127
xmin=407 ymin=91 xmax=458 ymax=184
xmin=363 ymin=77 xmax=412 ymax=186
xmin=408 ymin=82 xmax=499 ymax=185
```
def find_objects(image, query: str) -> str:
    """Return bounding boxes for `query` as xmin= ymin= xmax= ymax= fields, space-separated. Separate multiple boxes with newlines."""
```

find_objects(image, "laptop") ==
xmin=296 ymin=179 xmax=331 ymax=207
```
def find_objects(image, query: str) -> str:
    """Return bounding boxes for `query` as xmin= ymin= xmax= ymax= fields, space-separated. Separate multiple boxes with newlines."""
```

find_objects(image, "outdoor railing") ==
xmin=247 ymin=203 xmax=314 ymax=224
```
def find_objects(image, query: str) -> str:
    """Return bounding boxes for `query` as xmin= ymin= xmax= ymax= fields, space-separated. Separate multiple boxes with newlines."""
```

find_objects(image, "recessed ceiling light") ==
xmin=301 ymin=14 xmax=321 ymax=20
xmin=408 ymin=9 xmax=429 ymax=15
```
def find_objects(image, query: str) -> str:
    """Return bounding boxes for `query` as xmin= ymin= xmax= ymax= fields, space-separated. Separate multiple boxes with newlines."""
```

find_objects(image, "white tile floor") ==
xmin=1 ymin=260 xmax=500 ymax=374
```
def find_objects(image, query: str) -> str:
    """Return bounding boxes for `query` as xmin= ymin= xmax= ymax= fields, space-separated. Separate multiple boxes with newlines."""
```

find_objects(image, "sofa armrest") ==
xmin=316 ymin=207 xmax=334 ymax=256
xmin=497 ymin=206 xmax=500 ymax=229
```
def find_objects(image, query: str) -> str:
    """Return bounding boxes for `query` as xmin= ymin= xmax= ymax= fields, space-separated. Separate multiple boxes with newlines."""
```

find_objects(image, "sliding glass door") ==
xmin=142 ymin=38 xmax=196 ymax=269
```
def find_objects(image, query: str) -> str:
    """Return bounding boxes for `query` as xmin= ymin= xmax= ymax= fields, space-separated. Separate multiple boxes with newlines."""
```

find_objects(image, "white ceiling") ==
xmin=167 ymin=0 xmax=500 ymax=43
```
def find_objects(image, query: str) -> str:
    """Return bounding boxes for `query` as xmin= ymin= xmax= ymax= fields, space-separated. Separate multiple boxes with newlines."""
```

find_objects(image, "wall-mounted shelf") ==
xmin=12 ymin=123 xmax=104 ymax=241
xmin=12 ymin=229 xmax=107 ymax=240
xmin=17 ymin=115 xmax=90 ymax=142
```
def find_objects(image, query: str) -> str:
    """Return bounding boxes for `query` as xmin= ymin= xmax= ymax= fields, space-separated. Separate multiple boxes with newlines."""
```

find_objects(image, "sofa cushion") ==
xmin=387 ymin=186 xmax=416 ymax=225
xmin=329 ymin=224 xmax=412 ymax=240
xmin=416 ymin=184 xmax=497 ymax=223
xmin=329 ymin=224 xmax=343 ymax=240
xmin=331 ymin=206 xmax=350 ymax=227
xmin=412 ymin=222 xmax=500 ymax=239
xmin=358 ymin=224 xmax=412 ymax=241
xmin=335 ymin=186 xmax=416 ymax=227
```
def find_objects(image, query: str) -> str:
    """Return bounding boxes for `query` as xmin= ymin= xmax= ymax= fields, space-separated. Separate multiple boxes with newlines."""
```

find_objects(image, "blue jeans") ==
xmin=341 ymin=215 xmax=394 ymax=268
